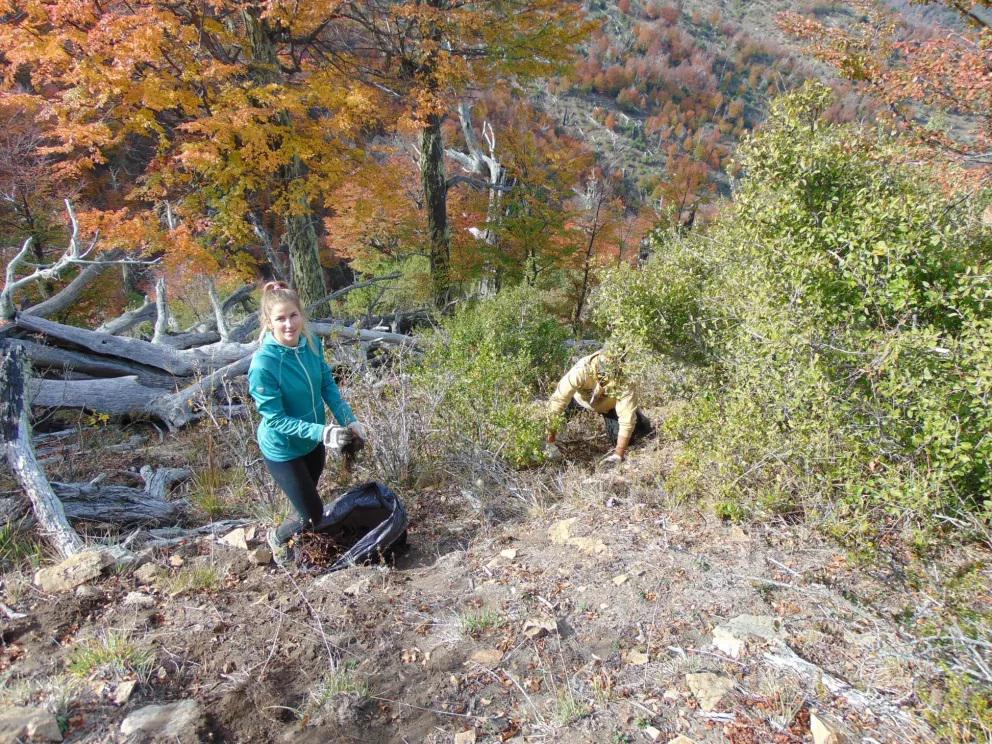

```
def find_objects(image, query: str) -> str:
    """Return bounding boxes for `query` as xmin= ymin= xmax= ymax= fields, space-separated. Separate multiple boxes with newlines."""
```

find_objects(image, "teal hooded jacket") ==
xmin=248 ymin=333 xmax=356 ymax=462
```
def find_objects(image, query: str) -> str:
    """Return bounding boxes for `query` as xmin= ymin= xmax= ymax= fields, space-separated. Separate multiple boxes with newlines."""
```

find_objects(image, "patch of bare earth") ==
xmin=3 ymin=435 xmax=951 ymax=743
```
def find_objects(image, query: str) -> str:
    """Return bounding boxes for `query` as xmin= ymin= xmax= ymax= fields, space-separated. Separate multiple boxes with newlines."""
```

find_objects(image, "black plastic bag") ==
xmin=312 ymin=481 xmax=409 ymax=573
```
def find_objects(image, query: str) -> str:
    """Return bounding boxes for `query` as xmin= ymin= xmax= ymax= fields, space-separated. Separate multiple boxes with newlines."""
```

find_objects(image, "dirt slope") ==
xmin=2 ymin=435 xmax=943 ymax=743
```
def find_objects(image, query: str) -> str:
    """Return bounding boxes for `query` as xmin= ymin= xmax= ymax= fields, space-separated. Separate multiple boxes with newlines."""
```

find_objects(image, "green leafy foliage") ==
xmin=416 ymin=285 xmax=569 ymax=467
xmin=600 ymin=82 xmax=992 ymax=551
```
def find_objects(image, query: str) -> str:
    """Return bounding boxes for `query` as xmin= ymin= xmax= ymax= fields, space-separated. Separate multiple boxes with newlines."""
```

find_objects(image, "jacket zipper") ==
xmin=293 ymin=344 xmax=320 ymax=423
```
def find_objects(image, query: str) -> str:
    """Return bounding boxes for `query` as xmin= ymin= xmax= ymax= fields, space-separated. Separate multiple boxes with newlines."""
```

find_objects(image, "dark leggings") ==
xmin=601 ymin=408 xmax=654 ymax=446
xmin=263 ymin=444 xmax=326 ymax=543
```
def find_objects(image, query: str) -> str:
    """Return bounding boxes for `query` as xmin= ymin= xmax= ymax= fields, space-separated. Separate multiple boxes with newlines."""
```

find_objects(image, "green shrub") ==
xmin=415 ymin=285 xmax=570 ymax=467
xmin=597 ymin=81 xmax=992 ymax=550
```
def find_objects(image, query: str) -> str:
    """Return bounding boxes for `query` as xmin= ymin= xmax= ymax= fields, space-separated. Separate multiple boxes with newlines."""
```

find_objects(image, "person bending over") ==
xmin=546 ymin=348 xmax=652 ymax=468
xmin=248 ymin=281 xmax=367 ymax=564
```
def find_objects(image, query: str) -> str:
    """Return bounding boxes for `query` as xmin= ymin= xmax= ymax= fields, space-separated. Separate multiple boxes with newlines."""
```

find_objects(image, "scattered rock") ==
xmin=75 ymin=584 xmax=103 ymax=600
xmin=134 ymin=563 xmax=164 ymax=584
xmin=499 ymin=548 xmax=517 ymax=560
xmin=810 ymin=710 xmax=848 ymax=744
xmin=685 ymin=672 xmax=734 ymax=711
xmin=343 ymin=578 xmax=373 ymax=596
xmin=548 ymin=518 xmax=578 ymax=545
xmin=34 ymin=549 xmax=115 ymax=593
xmin=168 ymin=555 xmax=184 ymax=568
xmin=548 ymin=518 xmax=606 ymax=555
xmin=454 ymin=730 xmax=477 ymax=744
xmin=612 ymin=574 xmax=629 ymax=585
xmin=0 ymin=705 xmax=63 ymax=742
xmin=119 ymin=700 xmax=203 ymax=743
xmin=123 ymin=592 xmax=155 ymax=609
xmin=248 ymin=546 xmax=272 ymax=565
xmin=662 ymin=688 xmax=680 ymax=701
xmin=571 ymin=537 xmax=607 ymax=555
xmin=467 ymin=649 xmax=502 ymax=667
xmin=522 ymin=618 xmax=557 ymax=639
xmin=728 ymin=526 xmax=750 ymax=542
xmin=668 ymin=737 xmax=696 ymax=744
xmin=113 ymin=680 xmax=138 ymax=706
xmin=219 ymin=528 xmax=248 ymax=551
xmin=712 ymin=614 xmax=785 ymax=658
xmin=643 ymin=725 xmax=662 ymax=741
xmin=623 ymin=649 xmax=649 ymax=665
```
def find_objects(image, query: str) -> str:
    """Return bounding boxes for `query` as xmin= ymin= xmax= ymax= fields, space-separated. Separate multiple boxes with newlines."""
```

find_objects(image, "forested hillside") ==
xmin=1 ymin=0 xmax=991 ymax=742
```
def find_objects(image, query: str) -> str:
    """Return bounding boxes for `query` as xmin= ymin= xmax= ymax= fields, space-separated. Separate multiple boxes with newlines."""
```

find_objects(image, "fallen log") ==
xmin=96 ymin=298 xmax=156 ymax=335
xmin=23 ymin=250 xmax=126 ymax=319
xmin=0 ymin=341 xmax=84 ymax=558
xmin=7 ymin=314 xmax=255 ymax=376
xmin=52 ymin=466 xmax=190 ymax=526
xmin=10 ymin=338 xmax=176 ymax=387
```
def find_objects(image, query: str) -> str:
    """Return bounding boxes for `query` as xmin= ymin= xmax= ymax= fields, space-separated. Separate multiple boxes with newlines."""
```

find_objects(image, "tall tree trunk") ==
xmin=0 ymin=342 xmax=83 ymax=558
xmin=243 ymin=8 xmax=326 ymax=311
xmin=283 ymin=157 xmax=327 ymax=313
xmin=421 ymin=115 xmax=451 ymax=307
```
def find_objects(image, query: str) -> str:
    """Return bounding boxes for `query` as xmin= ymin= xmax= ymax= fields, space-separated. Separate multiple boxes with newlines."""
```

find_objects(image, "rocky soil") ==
xmin=1 ymin=425 xmax=952 ymax=744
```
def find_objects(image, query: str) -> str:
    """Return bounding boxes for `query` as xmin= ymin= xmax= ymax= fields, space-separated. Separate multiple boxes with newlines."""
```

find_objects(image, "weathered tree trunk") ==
xmin=7 ymin=314 xmax=255 ymax=376
xmin=52 ymin=466 xmax=190 ymax=526
xmin=421 ymin=114 xmax=451 ymax=307
xmin=152 ymin=277 xmax=170 ymax=344
xmin=96 ymin=297 xmax=156 ymax=335
xmin=243 ymin=8 xmax=327 ymax=311
xmin=0 ymin=342 xmax=83 ymax=558
xmin=23 ymin=250 xmax=125 ymax=319
xmin=9 ymin=338 xmax=175 ymax=387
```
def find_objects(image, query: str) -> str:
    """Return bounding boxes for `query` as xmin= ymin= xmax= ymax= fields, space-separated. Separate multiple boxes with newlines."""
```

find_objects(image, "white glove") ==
xmin=597 ymin=453 xmax=623 ymax=470
xmin=347 ymin=421 xmax=367 ymax=441
xmin=323 ymin=425 xmax=351 ymax=453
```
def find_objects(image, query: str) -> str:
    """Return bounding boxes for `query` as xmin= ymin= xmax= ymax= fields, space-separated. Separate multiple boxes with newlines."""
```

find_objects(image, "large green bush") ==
xmin=602 ymin=82 xmax=992 ymax=549
xmin=415 ymin=285 xmax=570 ymax=467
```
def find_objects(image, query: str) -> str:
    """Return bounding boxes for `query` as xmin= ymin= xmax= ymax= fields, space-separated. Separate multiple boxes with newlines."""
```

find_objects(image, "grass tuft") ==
xmin=66 ymin=630 xmax=154 ymax=682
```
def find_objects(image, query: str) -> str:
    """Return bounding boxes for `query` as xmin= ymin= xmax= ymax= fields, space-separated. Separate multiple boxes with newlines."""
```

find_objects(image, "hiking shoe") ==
xmin=266 ymin=527 xmax=290 ymax=567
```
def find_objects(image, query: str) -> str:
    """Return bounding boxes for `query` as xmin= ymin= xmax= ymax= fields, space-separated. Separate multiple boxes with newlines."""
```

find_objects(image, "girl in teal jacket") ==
xmin=248 ymin=282 xmax=367 ymax=562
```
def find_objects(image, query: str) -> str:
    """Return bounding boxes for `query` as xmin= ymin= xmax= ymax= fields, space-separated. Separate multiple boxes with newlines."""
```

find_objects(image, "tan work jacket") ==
xmin=547 ymin=351 xmax=638 ymax=441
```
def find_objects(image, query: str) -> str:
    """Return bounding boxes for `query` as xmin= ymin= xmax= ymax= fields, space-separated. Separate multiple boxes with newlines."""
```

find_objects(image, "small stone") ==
xmin=248 ymin=546 xmax=272 ymax=565
xmin=810 ymin=710 xmax=848 ymax=744
xmin=522 ymin=618 xmax=557 ymax=639
xmin=728 ymin=526 xmax=750 ymax=542
xmin=123 ymin=591 xmax=155 ymax=609
xmin=168 ymin=555 xmax=184 ymax=568
xmin=662 ymin=688 xmax=680 ymax=701
xmin=113 ymin=680 xmax=137 ymax=705
xmin=156 ymin=666 xmax=168 ymax=680
xmin=643 ymin=725 xmax=662 ymax=741
xmin=712 ymin=615 xmax=785 ymax=658
xmin=612 ymin=574 xmax=629 ymax=585
xmin=0 ymin=705 xmax=63 ymax=742
xmin=499 ymin=548 xmax=517 ymax=560
xmin=982 ymin=202 xmax=992 ymax=228
xmin=685 ymin=672 xmax=734 ymax=711
xmin=219 ymin=528 xmax=249 ymax=551
xmin=454 ymin=730 xmax=477 ymax=744
xmin=119 ymin=700 xmax=203 ymax=743
xmin=343 ymin=578 xmax=372 ymax=596
xmin=668 ymin=737 xmax=696 ymax=744
xmin=570 ymin=537 xmax=607 ymax=555
xmin=548 ymin=518 xmax=577 ymax=545
xmin=467 ymin=649 xmax=502 ymax=667
xmin=134 ymin=563 xmax=164 ymax=584
xmin=34 ymin=549 xmax=113 ymax=593
xmin=623 ymin=649 xmax=649 ymax=665
xmin=75 ymin=584 xmax=103 ymax=600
